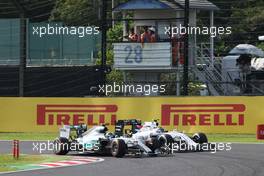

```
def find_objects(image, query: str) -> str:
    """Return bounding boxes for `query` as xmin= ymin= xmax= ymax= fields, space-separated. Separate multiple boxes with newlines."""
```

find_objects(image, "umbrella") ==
xmin=229 ymin=44 xmax=264 ymax=57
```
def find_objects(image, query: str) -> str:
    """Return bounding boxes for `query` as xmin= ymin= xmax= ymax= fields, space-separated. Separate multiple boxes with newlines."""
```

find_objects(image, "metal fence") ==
xmin=0 ymin=19 xmax=101 ymax=66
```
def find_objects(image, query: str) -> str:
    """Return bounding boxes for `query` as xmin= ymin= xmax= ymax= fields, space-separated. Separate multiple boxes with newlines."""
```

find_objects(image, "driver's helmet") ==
xmin=102 ymin=125 xmax=108 ymax=133
xmin=142 ymin=122 xmax=158 ymax=129
xmin=98 ymin=124 xmax=108 ymax=133
xmin=154 ymin=120 xmax=159 ymax=127
xmin=80 ymin=124 xmax=87 ymax=131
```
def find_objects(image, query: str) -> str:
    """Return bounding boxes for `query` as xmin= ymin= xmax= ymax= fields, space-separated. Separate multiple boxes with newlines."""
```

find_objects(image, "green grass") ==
xmin=206 ymin=134 xmax=264 ymax=143
xmin=0 ymin=132 xmax=263 ymax=143
xmin=0 ymin=132 xmax=57 ymax=141
xmin=0 ymin=154 xmax=68 ymax=172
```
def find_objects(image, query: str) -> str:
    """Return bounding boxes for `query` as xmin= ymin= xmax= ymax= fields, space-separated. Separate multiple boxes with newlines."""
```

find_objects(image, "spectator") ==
xmin=149 ymin=27 xmax=156 ymax=43
xmin=128 ymin=28 xmax=138 ymax=42
xmin=140 ymin=26 xmax=151 ymax=43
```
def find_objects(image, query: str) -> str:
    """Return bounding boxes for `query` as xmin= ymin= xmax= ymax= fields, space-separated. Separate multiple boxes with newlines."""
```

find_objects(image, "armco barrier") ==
xmin=0 ymin=97 xmax=264 ymax=134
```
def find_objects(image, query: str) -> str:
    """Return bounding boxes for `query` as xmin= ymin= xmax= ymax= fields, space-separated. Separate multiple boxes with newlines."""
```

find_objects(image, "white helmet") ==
xmin=149 ymin=27 xmax=155 ymax=32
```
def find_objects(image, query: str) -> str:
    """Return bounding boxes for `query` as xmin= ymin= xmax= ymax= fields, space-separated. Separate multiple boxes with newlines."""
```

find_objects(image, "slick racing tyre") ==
xmin=148 ymin=137 xmax=160 ymax=152
xmin=147 ymin=134 xmax=173 ymax=152
xmin=53 ymin=137 xmax=70 ymax=155
xmin=111 ymin=139 xmax=127 ymax=158
xmin=158 ymin=134 xmax=174 ymax=148
xmin=165 ymin=134 xmax=174 ymax=148
xmin=151 ymin=134 xmax=173 ymax=154
xmin=192 ymin=133 xmax=208 ymax=144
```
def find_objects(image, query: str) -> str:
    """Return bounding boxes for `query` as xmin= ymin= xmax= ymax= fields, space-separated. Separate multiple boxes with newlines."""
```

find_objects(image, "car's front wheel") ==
xmin=111 ymin=139 xmax=127 ymax=158
xmin=53 ymin=137 xmax=70 ymax=155
xmin=192 ymin=133 xmax=208 ymax=144
xmin=158 ymin=134 xmax=174 ymax=153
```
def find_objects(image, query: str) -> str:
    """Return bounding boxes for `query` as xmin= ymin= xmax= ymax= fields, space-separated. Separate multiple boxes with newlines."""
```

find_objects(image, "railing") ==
xmin=195 ymin=43 xmax=264 ymax=96
xmin=26 ymin=58 xmax=96 ymax=67
xmin=0 ymin=59 xmax=19 ymax=65
xmin=195 ymin=43 xmax=235 ymax=95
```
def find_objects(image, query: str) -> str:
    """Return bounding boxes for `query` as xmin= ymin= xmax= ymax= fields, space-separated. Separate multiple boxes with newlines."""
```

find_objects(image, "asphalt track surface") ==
xmin=0 ymin=141 xmax=264 ymax=176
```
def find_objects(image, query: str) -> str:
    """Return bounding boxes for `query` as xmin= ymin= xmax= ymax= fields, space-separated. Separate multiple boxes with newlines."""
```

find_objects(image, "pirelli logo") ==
xmin=37 ymin=104 xmax=118 ymax=126
xmin=36 ymin=103 xmax=246 ymax=127
xmin=161 ymin=104 xmax=246 ymax=126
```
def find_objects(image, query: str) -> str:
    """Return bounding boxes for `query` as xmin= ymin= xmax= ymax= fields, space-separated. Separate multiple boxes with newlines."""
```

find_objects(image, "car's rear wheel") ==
xmin=192 ymin=133 xmax=208 ymax=144
xmin=111 ymin=139 xmax=127 ymax=158
xmin=53 ymin=137 xmax=70 ymax=155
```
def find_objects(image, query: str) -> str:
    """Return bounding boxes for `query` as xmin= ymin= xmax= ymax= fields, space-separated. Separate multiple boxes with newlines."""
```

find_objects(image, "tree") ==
xmin=96 ymin=23 xmax=124 ymax=86
xmin=50 ymin=0 xmax=100 ymax=26
xmin=50 ymin=1 xmax=128 ymax=96
xmin=209 ymin=0 xmax=264 ymax=54
xmin=230 ymin=0 xmax=264 ymax=43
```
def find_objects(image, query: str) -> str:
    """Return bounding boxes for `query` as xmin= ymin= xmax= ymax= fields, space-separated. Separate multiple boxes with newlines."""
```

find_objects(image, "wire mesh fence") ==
xmin=0 ymin=1 xmax=263 ymax=97
xmin=0 ymin=20 xmax=101 ymax=66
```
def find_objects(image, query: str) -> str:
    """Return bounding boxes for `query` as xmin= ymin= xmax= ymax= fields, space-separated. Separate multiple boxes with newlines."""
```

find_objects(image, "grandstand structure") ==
xmin=0 ymin=0 xmax=104 ymax=97
xmin=112 ymin=0 xmax=220 ymax=96
xmin=0 ymin=0 xmax=263 ymax=97
xmin=112 ymin=0 xmax=264 ymax=96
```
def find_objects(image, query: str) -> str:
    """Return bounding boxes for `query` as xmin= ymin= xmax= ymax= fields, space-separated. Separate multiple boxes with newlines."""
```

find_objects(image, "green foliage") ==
xmin=187 ymin=82 xmax=204 ymax=96
xmin=160 ymin=73 xmax=204 ymax=96
xmin=209 ymin=0 xmax=264 ymax=54
xmin=256 ymin=43 xmax=264 ymax=51
xmin=107 ymin=24 xmax=124 ymax=42
xmin=96 ymin=23 xmax=124 ymax=86
xmin=96 ymin=47 xmax=122 ymax=87
xmin=49 ymin=0 xmax=264 ymax=96
xmin=230 ymin=0 xmax=264 ymax=41
xmin=50 ymin=0 xmax=99 ymax=26
xmin=51 ymin=0 xmax=124 ymax=90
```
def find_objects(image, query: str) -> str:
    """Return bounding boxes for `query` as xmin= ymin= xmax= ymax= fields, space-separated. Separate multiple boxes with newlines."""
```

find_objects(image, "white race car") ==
xmin=132 ymin=121 xmax=209 ymax=153
xmin=53 ymin=120 xmax=168 ymax=157
xmin=53 ymin=120 xmax=209 ymax=157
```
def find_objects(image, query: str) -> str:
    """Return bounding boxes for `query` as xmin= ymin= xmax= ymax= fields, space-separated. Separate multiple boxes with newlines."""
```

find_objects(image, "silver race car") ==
xmin=53 ymin=120 xmax=167 ymax=157
xmin=132 ymin=121 xmax=209 ymax=153
xmin=53 ymin=120 xmax=209 ymax=157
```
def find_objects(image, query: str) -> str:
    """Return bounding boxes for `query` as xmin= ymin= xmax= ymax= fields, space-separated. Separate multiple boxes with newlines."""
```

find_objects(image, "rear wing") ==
xmin=59 ymin=124 xmax=87 ymax=139
xmin=59 ymin=125 xmax=71 ymax=139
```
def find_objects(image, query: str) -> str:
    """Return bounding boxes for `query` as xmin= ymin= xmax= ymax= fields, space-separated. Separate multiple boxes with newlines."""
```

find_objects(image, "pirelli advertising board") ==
xmin=0 ymin=97 xmax=263 ymax=133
